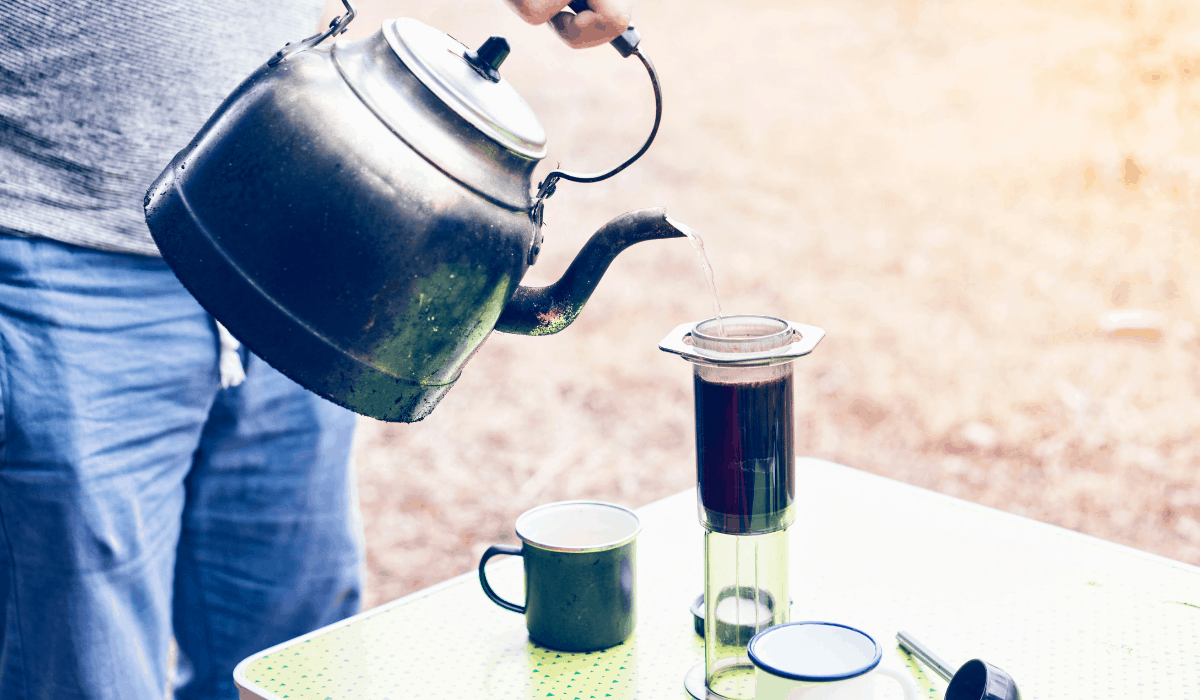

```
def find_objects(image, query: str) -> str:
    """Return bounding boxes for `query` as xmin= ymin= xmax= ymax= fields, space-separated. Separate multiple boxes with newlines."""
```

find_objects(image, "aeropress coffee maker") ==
xmin=660 ymin=315 xmax=824 ymax=700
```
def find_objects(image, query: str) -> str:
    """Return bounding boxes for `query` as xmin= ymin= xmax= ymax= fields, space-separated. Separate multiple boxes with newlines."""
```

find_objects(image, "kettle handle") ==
xmin=529 ymin=9 xmax=662 ymax=231
xmin=268 ymin=0 xmax=357 ymax=66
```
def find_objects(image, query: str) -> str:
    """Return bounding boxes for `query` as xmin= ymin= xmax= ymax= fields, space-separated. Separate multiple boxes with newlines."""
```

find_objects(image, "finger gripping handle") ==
xmin=566 ymin=0 xmax=642 ymax=56
xmin=479 ymin=544 xmax=525 ymax=613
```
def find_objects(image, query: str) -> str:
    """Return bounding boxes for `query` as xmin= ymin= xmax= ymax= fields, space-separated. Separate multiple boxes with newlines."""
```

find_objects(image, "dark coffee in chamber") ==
xmin=694 ymin=372 xmax=794 ymax=534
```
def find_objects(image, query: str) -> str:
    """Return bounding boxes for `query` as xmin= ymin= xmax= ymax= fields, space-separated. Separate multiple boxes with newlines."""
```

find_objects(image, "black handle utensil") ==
xmin=897 ymin=631 xmax=1022 ymax=700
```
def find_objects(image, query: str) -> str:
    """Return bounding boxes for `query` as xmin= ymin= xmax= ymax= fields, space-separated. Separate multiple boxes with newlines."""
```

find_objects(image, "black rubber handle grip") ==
xmin=565 ymin=0 xmax=642 ymax=57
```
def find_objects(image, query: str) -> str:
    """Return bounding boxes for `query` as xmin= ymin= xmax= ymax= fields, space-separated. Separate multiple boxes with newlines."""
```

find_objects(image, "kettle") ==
xmin=144 ymin=1 xmax=684 ymax=422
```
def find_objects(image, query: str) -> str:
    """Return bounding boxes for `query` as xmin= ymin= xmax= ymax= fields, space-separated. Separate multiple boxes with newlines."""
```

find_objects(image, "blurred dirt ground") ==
xmin=335 ymin=0 xmax=1200 ymax=608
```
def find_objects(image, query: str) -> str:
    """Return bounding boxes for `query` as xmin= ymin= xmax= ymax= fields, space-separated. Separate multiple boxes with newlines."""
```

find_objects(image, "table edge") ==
xmin=232 ymin=542 xmax=520 ymax=698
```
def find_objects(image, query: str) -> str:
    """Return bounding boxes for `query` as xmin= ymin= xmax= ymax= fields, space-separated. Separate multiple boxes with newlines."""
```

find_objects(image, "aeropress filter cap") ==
xmin=659 ymin=315 xmax=824 ymax=366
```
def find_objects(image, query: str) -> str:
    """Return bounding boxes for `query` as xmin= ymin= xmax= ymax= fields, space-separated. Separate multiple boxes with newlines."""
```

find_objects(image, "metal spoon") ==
xmin=896 ymin=631 xmax=1021 ymax=700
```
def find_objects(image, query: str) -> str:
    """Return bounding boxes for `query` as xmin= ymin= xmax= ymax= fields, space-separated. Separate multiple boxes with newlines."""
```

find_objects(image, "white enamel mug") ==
xmin=748 ymin=622 xmax=918 ymax=700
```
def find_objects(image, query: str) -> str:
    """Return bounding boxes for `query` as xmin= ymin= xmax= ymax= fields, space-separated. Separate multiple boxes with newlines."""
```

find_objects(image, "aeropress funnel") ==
xmin=660 ymin=315 xmax=824 ymax=700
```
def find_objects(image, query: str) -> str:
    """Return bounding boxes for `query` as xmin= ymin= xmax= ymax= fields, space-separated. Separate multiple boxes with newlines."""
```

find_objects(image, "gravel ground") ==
xmin=334 ymin=0 xmax=1200 ymax=608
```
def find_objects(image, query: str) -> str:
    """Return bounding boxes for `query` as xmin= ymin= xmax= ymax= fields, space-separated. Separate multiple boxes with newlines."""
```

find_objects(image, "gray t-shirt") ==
xmin=0 ymin=0 xmax=325 ymax=256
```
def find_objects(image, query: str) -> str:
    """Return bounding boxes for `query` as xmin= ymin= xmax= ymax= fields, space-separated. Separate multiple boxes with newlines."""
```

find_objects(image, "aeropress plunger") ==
xmin=660 ymin=315 xmax=824 ymax=700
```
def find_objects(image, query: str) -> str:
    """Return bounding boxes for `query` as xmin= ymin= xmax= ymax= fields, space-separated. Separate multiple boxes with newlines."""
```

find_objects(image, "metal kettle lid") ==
xmin=383 ymin=18 xmax=547 ymax=160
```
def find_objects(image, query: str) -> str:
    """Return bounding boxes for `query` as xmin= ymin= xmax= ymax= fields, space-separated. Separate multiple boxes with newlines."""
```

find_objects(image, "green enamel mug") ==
xmin=478 ymin=501 xmax=640 ymax=652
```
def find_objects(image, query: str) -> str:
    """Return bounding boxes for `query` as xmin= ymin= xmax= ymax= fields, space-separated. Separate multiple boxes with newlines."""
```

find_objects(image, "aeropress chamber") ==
xmin=660 ymin=315 xmax=824 ymax=700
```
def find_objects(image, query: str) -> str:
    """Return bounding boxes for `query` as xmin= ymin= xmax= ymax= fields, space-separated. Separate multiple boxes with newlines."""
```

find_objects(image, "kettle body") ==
xmin=145 ymin=19 xmax=680 ymax=422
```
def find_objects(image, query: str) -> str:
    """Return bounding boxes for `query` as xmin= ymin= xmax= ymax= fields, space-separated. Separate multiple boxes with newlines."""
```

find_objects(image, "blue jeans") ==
xmin=0 ymin=235 xmax=363 ymax=699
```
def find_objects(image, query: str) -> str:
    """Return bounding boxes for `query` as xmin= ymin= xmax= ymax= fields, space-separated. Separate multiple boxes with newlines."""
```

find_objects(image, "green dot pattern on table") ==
xmin=241 ymin=552 xmax=674 ymax=700
xmin=240 ymin=461 xmax=1200 ymax=700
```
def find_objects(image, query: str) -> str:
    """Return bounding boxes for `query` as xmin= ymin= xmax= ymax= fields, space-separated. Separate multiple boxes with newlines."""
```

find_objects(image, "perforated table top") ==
xmin=234 ymin=458 xmax=1200 ymax=699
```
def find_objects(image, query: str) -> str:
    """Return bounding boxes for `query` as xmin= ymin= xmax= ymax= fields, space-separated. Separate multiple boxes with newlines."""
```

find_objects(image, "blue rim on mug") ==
xmin=748 ymin=621 xmax=883 ymax=682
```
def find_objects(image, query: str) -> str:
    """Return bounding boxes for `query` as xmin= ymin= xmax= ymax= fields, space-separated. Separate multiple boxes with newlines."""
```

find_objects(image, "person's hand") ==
xmin=502 ymin=0 xmax=634 ymax=49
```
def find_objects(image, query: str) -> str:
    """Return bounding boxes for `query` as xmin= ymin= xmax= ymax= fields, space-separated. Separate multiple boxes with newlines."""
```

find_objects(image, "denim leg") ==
xmin=172 ymin=354 xmax=362 ymax=700
xmin=0 ymin=235 xmax=220 ymax=700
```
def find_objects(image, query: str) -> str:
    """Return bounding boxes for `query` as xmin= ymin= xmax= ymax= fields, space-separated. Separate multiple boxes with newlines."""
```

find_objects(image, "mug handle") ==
xmin=874 ymin=665 xmax=919 ymax=700
xmin=478 ymin=544 xmax=525 ymax=613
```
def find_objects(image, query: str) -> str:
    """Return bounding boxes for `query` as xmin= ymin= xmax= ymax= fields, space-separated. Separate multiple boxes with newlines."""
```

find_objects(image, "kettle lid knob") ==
xmin=383 ymin=18 xmax=546 ymax=159
xmin=465 ymin=36 xmax=510 ymax=83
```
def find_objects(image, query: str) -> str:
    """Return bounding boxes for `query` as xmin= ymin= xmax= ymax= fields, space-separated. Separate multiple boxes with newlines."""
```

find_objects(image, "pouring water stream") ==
xmin=667 ymin=216 xmax=726 ymax=336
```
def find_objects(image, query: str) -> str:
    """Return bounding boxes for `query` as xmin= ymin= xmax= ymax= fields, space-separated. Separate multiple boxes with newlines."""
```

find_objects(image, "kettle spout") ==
xmin=496 ymin=207 xmax=686 ymax=336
